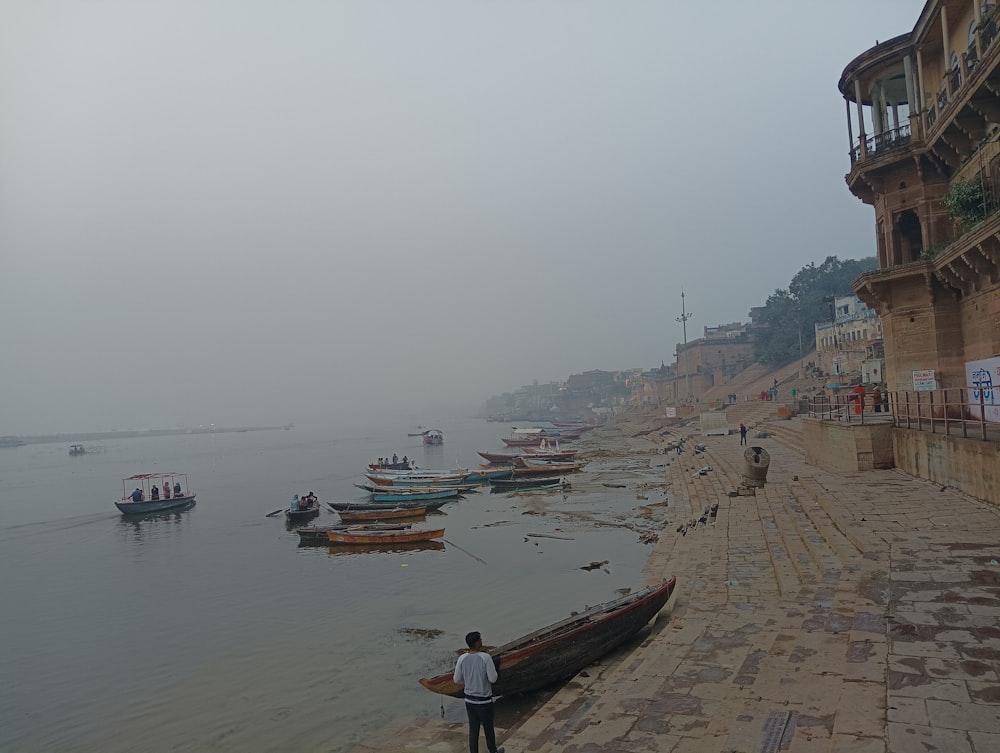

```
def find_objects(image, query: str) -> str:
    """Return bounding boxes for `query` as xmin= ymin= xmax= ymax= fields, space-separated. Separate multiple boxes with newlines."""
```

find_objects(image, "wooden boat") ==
xmin=285 ymin=498 xmax=321 ymax=521
xmin=422 ymin=429 xmax=444 ymax=446
xmin=368 ymin=487 xmax=460 ymax=503
xmin=69 ymin=444 xmax=87 ymax=456
xmin=502 ymin=436 xmax=555 ymax=447
xmin=327 ymin=499 xmax=449 ymax=512
xmin=368 ymin=461 xmax=414 ymax=471
xmin=477 ymin=451 xmax=522 ymax=465
xmin=297 ymin=523 xmax=411 ymax=544
xmin=512 ymin=464 xmax=582 ymax=477
xmin=364 ymin=473 xmax=468 ymax=487
xmin=419 ymin=579 xmax=676 ymax=698
xmin=337 ymin=506 xmax=427 ymax=522
xmin=521 ymin=446 xmax=578 ymax=458
xmin=327 ymin=527 xmax=445 ymax=545
xmin=460 ymin=468 xmax=513 ymax=483
xmin=116 ymin=473 xmax=197 ymax=515
xmin=490 ymin=476 xmax=568 ymax=492
xmin=517 ymin=458 xmax=584 ymax=472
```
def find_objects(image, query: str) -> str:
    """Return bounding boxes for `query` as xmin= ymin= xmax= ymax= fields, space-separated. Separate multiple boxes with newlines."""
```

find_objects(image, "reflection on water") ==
xmin=325 ymin=540 xmax=447 ymax=556
xmin=116 ymin=501 xmax=196 ymax=540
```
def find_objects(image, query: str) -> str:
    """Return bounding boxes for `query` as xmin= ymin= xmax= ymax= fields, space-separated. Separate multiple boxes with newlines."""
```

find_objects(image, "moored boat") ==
xmin=337 ymin=506 xmax=427 ymax=522
xmin=327 ymin=527 xmax=445 ymax=545
xmin=477 ymin=450 xmax=522 ymax=465
xmin=419 ymin=579 xmax=676 ymax=698
xmin=297 ymin=523 xmax=412 ymax=544
xmin=69 ymin=444 xmax=87 ymax=456
xmin=490 ymin=476 xmax=568 ymax=492
xmin=327 ymin=499 xmax=450 ymax=512
xmin=116 ymin=473 xmax=197 ymax=515
xmin=367 ymin=487 xmax=460 ymax=503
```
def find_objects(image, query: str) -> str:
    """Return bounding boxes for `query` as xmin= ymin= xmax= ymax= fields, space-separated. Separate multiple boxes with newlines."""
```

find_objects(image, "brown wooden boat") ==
xmin=296 ymin=523 xmax=411 ymax=544
xmin=327 ymin=527 xmax=445 ymax=545
xmin=419 ymin=578 xmax=676 ymax=698
xmin=337 ymin=506 xmax=427 ymax=522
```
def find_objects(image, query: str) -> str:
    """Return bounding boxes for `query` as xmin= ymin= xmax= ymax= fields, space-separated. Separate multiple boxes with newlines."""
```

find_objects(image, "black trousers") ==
xmin=465 ymin=701 xmax=498 ymax=753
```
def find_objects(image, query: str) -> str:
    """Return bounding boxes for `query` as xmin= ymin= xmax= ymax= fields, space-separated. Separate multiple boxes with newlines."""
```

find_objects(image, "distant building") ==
xmin=814 ymin=295 xmax=883 ymax=378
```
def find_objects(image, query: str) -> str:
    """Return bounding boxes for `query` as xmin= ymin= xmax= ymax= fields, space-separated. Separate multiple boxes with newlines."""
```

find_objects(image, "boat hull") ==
xmin=327 ymin=500 xmax=448 ymax=512
xmin=115 ymin=495 xmax=197 ymax=515
xmin=370 ymin=488 xmax=459 ymax=503
xmin=327 ymin=527 xmax=445 ymax=545
xmin=285 ymin=503 xmax=321 ymax=521
xmin=337 ymin=506 xmax=427 ymax=522
xmin=419 ymin=579 xmax=676 ymax=698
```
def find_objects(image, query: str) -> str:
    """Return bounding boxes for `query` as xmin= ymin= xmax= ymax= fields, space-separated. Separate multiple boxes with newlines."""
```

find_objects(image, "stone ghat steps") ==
xmin=512 ymin=435 xmax=887 ymax=753
xmin=760 ymin=419 xmax=804 ymax=455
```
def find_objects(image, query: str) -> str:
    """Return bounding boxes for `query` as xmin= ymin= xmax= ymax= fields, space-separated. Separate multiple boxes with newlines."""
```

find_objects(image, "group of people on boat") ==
xmin=129 ymin=481 xmax=183 ymax=502
xmin=290 ymin=492 xmax=318 ymax=511
xmin=376 ymin=453 xmax=408 ymax=467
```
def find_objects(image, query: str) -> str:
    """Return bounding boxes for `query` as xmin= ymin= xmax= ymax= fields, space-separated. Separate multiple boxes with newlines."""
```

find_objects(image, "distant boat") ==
xmin=69 ymin=444 xmax=86 ymax=456
xmin=422 ymin=429 xmax=444 ymax=446
xmin=116 ymin=473 xmax=196 ymax=515
xmin=419 ymin=579 xmax=676 ymax=699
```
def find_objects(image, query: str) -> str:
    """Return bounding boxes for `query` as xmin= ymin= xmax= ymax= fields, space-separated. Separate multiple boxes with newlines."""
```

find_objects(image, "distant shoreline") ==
xmin=0 ymin=424 xmax=292 ymax=447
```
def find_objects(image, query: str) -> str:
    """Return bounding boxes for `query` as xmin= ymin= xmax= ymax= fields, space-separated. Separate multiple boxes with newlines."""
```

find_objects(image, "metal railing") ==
xmin=807 ymin=393 xmax=889 ymax=425
xmin=808 ymin=389 xmax=1000 ymax=441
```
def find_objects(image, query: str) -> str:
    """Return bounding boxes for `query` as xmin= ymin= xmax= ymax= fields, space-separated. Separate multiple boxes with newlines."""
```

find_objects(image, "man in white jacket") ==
xmin=453 ymin=631 xmax=505 ymax=753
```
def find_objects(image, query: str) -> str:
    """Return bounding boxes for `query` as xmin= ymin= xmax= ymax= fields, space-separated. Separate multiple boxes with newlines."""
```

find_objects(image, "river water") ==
xmin=0 ymin=417 xmax=653 ymax=753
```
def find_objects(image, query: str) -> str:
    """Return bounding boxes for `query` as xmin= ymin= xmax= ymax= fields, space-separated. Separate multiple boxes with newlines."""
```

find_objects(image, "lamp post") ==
xmin=676 ymin=291 xmax=692 ymax=401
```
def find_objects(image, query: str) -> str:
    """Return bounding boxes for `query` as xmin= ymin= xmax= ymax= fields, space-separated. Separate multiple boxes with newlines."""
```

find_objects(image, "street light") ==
xmin=676 ymin=290 xmax=692 ymax=401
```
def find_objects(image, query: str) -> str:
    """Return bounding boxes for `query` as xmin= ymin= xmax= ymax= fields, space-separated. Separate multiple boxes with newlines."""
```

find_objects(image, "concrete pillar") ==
xmin=974 ymin=0 xmax=984 ymax=58
xmin=847 ymin=98 xmax=855 ymax=156
xmin=916 ymin=49 xmax=926 ymax=112
xmin=903 ymin=56 xmax=915 ymax=109
xmin=941 ymin=6 xmax=950 ymax=74
xmin=892 ymin=102 xmax=900 ymax=130
xmin=854 ymin=78 xmax=866 ymax=156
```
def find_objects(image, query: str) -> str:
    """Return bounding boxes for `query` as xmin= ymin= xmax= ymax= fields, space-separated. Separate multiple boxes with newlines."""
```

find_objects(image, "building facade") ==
xmin=814 ymin=295 xmax=884 ymax=378
xmin=839 ymin=0 xmax=1000 ymax=395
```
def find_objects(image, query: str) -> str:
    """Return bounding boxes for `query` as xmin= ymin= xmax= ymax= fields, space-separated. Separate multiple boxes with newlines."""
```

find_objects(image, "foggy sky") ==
xmin=0 ymin=1 xmax=918 ymax=434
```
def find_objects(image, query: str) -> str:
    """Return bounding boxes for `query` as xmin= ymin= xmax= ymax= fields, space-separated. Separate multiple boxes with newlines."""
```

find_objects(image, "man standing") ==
xmin=453 ymin=631 xmax=504 ymax=753
xmin=739 ymin=423 xmax=748 ymax=446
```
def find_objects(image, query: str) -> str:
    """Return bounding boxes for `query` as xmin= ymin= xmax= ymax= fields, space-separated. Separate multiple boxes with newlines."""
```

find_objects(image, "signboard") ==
xmin=966 ymin=356 xmax=1000 ymax=423
xmin=665 ymin=407 xmax=677 ymax=418
xmin=912 ymin=369 xmax=937 ymax=391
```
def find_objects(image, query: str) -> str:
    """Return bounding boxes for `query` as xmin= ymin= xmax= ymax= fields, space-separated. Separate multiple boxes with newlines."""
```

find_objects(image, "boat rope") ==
xmin=442 ymin=538 xmax=487 ymax=566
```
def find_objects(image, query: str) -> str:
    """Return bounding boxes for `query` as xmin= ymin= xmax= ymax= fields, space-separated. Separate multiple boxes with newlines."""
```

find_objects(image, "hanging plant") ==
xmin=943 ymin=178 xmax=986 ymax=229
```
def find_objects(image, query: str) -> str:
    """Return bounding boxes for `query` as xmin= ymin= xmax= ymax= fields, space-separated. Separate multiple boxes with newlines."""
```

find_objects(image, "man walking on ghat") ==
xmin=453 ymin=631 xmax=505 ymax=753
xmin=739 ymin=422 xmax=748 ymax=446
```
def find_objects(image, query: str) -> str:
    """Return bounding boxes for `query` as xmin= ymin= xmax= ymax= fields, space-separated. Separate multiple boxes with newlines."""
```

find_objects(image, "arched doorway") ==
xmin=895 ymin=209 xmax=923 ymax=263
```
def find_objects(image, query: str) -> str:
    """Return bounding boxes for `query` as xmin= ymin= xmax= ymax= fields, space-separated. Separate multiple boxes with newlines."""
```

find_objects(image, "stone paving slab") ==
xmin=356 ymin=422 xmax=1000 ymax=753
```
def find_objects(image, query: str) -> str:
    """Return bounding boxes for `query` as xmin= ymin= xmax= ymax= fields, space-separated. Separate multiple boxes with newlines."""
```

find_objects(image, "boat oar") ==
xmin=265 ymin=508 xmax=285 ymax=518
xmin=442 ymin=538 xmax=487 ymax=566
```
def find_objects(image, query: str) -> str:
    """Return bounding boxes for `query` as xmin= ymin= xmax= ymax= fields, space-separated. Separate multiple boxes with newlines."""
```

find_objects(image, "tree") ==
xmin=753 ymin=256 xmax=877 ymax=367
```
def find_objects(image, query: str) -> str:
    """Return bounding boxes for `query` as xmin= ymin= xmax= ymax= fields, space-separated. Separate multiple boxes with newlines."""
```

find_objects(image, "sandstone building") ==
xmin=840 ymin=0 xmax=1000 ymax=396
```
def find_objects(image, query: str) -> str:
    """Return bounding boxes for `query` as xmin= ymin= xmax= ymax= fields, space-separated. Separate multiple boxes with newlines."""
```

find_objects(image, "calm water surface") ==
xmin=0 ymin=418 xmax=653 ymax=752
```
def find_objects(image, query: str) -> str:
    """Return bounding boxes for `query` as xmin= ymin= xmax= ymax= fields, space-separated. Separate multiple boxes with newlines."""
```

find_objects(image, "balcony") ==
xmin=850 ymin=123 xmax=912 ymax=166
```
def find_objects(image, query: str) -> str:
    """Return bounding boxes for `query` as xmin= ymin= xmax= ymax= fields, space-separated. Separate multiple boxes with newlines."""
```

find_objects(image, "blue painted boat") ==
xmin=369 ymin=487 xmax=460 ymax=503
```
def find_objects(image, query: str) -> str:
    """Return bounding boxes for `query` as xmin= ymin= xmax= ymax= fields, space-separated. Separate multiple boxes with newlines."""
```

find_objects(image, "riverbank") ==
xmin=357 ymin=409 xmax=1000 ymax=752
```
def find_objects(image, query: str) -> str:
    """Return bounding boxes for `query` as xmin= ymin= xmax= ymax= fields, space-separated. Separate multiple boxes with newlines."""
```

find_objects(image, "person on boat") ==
xmin=453 ymin=631 xmax=504 ymax=753
xmin=174 ymin=481 xmax=182 ymax=496
xmin=131 ymin=487 xmax=143 ymax=502
xmin=163 ymin=483 xmax=171 ymax=499
xmin=290 ymin=494 xmax=300 ymax=512
xmin=401 ymin=455 xmax=408 ymax=465
xmin=151 ymin=485 xmax=160 ymax=500
xmin=392 ymin=453 xmax=398 ymax=464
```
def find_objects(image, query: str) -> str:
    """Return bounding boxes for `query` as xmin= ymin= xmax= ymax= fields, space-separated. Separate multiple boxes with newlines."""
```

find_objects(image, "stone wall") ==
xmin=892 ymin=428 xmax=1000 ymax=507
xmin=802 ymin=418 xmax=895 ymax=472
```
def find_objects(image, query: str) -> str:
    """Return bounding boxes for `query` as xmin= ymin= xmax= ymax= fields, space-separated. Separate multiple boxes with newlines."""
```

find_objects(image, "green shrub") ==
xmin=943 ymin=179 xmax=986 ymax=229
